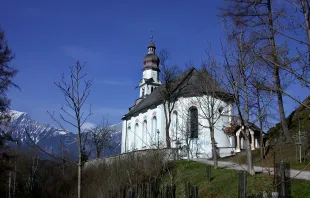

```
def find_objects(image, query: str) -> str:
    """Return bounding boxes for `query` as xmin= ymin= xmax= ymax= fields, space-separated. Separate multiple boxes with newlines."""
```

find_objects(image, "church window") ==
xmin=151 ymin=86 xmax=153 ymax=92
xmin=127 ymin=126 xmax=131 ymax=151
xmin=142 ymin=88 xmax=145 ymax=97
xmin=151 ymin=116 xmax=157 ymax=145
xmin=189 ymin=106 xmax=198 ymax=138
xmin=172 ymin=111 xmax=178 ymax=139
xmin=142 ymin=120 xmax=147 ymax=148
xmin=134 ymin=123 xmax=139 ymax=149
xmin=218 ymin=106 xmax=224 ymax=114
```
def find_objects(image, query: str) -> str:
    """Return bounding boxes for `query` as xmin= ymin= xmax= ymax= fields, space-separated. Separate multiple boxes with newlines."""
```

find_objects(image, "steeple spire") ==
xmin=148 ymin=30 xmax=156 ymax=54
xmin=150 ymin=29 xmax=154 ymax=41
xmin=139 ymin=34 xmax=161 ymax=98
xmin=148 ymin=39 xmax=156 ymax=55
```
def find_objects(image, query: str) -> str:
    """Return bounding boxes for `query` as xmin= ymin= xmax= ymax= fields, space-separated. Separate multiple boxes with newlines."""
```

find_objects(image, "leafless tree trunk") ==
xmin=220 ymin=0 xmax=293 ymax=141
xmin=48 ymin=61 xmax=92 ymax=198
xmin=158 ymin=50 xmax=191 ymax=148
xmin=220 ymin=30 xmax=256 ymax=175
xmin=194 ymin=52 xmax=233 ymax=168
xmin=255 ymin=84 xmax=265 ymax=161
xmin=173 ymin=108 xmax=192 ymax=161
xmin=8 ymin=171 xmax=11 ymax=198
xmin=12 ymin=154 xmax=16 ymax=198
xmin=266 ymin=0 xmax=292 ymax=142
xmin=86 ymin=117 xmax=115 ymax=158
xmin=273 ymin=0 xmax=310 ymax=90
xmin=23 ymin=150 xmax=39 ymax=195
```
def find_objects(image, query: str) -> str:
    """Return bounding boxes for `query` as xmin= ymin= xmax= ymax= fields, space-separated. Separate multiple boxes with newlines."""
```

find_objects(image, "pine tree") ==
xmin=0 ymin=27 xmax=18 ymax=195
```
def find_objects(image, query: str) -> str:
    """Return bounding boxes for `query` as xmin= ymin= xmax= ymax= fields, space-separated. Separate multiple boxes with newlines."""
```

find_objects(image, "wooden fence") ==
xmin=106 ymin=161 xmax=291 ymax=198
xmin=108 ymin=182 xmax=198 ymax=198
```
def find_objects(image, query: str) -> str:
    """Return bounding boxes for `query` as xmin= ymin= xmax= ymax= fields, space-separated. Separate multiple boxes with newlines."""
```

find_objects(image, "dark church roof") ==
xmin=122 ymin=68 xmax=233 ymax=120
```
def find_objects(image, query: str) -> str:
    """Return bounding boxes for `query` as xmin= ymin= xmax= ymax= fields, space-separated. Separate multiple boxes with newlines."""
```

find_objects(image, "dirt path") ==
xmin=193 ymin=158 xmax=310 ymax=181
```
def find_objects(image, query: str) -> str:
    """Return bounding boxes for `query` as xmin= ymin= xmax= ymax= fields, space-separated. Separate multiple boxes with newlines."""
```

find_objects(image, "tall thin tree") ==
xmin=220 ymin=0 xmax=293 ymax=141
xmin=158 ymin=50 xmax=191 ymax=148
xmin=194 ymin=52 xmax=233 ymax=169
xmin=48 ymin=61 xmax=92 ymax=198
xmin=221 ymin=31 xmax=256 ymax=175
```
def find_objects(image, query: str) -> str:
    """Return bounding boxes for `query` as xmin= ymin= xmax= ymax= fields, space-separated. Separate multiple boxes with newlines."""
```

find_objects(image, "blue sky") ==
xmin=1 ymin=0 xmax=308 ymax=132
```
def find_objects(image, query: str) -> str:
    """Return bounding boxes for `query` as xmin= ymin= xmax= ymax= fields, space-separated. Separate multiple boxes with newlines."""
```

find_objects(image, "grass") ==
xmin=220 ymin=142 xmax=310 ymax=171
xmin=245 ymin=95 xmax=310 ymax=171
xmin=161 ymin=160 xmax=310 ymax=198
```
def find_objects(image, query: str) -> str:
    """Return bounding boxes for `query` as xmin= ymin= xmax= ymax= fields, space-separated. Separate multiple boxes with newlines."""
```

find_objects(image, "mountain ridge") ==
xmin=6 ymin=110 xmax=122 ymax=159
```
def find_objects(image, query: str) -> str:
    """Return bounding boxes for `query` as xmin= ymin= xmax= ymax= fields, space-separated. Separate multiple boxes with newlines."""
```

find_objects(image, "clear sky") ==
xmin=1 ymin=0 xmax=308 ymax=132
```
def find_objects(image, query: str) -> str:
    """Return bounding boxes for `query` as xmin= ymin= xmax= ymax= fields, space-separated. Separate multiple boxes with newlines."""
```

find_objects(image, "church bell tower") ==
xmin=139 ymin=37 xmax=161 ymax=98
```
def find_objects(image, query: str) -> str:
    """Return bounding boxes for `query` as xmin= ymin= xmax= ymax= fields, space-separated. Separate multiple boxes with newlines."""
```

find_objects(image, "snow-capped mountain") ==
xmin=7 ymin=110 xmax=122 ymax=159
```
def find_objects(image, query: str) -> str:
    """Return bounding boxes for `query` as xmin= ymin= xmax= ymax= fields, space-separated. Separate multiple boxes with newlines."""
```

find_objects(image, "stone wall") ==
xmin=84 ymin=148 xmax=178 ymax=169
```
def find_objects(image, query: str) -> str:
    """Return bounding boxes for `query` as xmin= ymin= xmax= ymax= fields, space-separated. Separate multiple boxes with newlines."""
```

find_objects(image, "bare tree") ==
xmin=158 ymin=50 xmax=180 ymax=149
xmin=273 ymin=0 xmax=310 ymax=90
xmin=48 ymin=61 xmax=92 ymax=198
xmin=250 ymin=78 xmax=275 ymax=161
xmin=171 ymin=104 xmax=193 ymax=161
xmin=220 ymin=30 xmax=257 ymax=175
xmin=158 ymin=49 xmax=192 ymax=148
xmin=87 ymin=118 xmax=115 ymax=158
xmin=194 ymin=51 xmax=234 ymax=168
xmin=57 ymin=140 xmax=72 ymax=176
xmin=220 ymin=0 xmax=293 ymax=141
xmin=81 ymin=132 xmax=91 ymax=163
xmin=24 ymin=149 xmax=40 ymax=195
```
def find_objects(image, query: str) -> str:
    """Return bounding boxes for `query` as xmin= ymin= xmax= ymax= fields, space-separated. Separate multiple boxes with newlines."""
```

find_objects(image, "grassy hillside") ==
xmin=162 ymin=161 xmax=310 ymax=198
xmin=265 ymin=95 xmax=310 ymax=140
xmin=223 ymin=96 xmax=310 ymax=170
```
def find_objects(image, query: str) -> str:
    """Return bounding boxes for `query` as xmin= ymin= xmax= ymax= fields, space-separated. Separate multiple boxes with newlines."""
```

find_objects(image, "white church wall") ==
xmin=167 ymin=95 xmax=234 ymax=158
xmin=121 ymin=94 xmax=235 ymax=158
xmin=143 ymin=69 xmax=158 ymax=80
xmin=121 ymin=103 xmax=165 ymax=153
xmin=121 ymin=120 xmax=127 ymax=153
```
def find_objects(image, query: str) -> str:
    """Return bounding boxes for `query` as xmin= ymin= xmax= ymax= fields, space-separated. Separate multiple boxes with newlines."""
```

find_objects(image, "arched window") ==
xmin=127 ymin=126 xmax=131 ymax=151
xmin=151 ymin=116 xmax=157 ymax=145
xmin=172 ymin=111 xmax=178 ymax=139
xmin=142 ymin=120 xmax=147 ymax=148
xmin=189 ymin=106 xmax=198 ymax=138
xmin=151 ymin=87 xmax=154 ymax=93
xmin=134 ymin=123 xmax=139 ymax=150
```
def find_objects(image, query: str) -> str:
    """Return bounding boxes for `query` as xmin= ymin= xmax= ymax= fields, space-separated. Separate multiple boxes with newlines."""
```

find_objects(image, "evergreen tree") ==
xmin=0 ymin=27 xmax=18 ymax=146
xmin=0 ymin=27 xmax=18 ymax=194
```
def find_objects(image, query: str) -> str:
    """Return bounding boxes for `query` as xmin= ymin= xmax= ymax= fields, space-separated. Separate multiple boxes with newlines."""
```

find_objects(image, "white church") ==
xmin=121 ymin=40 xmax=261 ymax=158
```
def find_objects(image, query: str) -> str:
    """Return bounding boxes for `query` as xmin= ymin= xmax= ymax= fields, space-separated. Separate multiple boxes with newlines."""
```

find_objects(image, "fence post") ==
xmin=171 ymin=184 xmax=176 ymax=198
xmin=238 ymin=170 xmax=247 ymax=198
xmin=108 ymin=190 xmax=112 ymax=198
xmin=128 ymin=188 xmax=133 ymax=198
xmin=276 ymin=162 xmax=291 ymax=198
xmin=192 ymin=185 xmax=198 ymax=198
xmin=163 ymin=184 xmax=168 ymax=198
xmin=120 ymin=186 xmax=126 ymax=198
xmin=206 ymin=165 xmax=211 ymax=182
xmin=271 ymin=192 xmax=279 ymax=198
xmin=185 ymin=182 xmax=191 ymax=198
xmin=133 ymin=185 xmax=136 ymax=198
xmin=141 ymin=183 xmax=146 ymax=198
xmin=147 ymin=183 xmax=150 ymax=198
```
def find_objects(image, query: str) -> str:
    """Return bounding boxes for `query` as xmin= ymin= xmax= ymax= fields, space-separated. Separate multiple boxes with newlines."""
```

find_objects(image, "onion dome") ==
xmin=143 ymin=41 xmax=160 ymax=67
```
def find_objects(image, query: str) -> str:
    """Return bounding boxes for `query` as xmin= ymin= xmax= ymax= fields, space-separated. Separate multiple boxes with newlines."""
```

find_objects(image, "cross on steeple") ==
xmin=150 ymin=29 xmax=154 ymax=42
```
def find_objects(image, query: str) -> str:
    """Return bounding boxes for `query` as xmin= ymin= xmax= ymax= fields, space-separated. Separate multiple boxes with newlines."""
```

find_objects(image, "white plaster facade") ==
xmin=120 ymin=40 xmax=260 ymax=159
xmin=235 ymin=127 xmax=261 ymax=152
xmin=121 ymin=94 xmax=237 ymax=158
